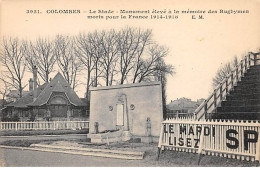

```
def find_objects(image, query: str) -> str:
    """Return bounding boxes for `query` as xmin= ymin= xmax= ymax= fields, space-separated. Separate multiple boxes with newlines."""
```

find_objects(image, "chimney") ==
xmin=29 ymin=78 xmax=33 ymax=91
xmin=33 ymin=66 xmax=38 ymax=101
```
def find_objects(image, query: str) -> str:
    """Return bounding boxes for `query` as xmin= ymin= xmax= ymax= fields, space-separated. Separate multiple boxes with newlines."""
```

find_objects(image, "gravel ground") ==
xmin=1 ymin=139 xmax=259 ymax=167
xmin=42 ymin=140 xmax=260 ymax=167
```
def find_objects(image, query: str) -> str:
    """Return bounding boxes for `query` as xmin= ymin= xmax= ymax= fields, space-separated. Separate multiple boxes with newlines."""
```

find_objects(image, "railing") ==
xmin=166 ymin=112 xmax=194 ymax=119
xmin=0 ymin=121 xmax=89 ymax=131
xmin=158 ymin=118 xmax=260 ymax=162
xmin=194 ymin=52 xmax=260 ymax=120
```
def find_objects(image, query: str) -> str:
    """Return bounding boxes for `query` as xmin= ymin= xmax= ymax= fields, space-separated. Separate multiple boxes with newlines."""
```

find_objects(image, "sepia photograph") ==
xmin=0 ymin=0 xmax=259 ymax=167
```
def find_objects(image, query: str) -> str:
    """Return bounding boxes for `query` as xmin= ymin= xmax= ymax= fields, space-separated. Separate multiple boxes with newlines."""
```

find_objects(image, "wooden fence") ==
xmin=158 ymin=118 xmax=260 ymax=162
xmin=0 ymin=121 xmax=89 ymax=131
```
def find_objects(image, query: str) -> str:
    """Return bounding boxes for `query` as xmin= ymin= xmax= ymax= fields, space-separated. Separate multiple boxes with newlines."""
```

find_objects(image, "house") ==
xmin=166 ymin=97 xmax=205 ymax=118
xmin=2 ymin=66 xmax=88 ymax=122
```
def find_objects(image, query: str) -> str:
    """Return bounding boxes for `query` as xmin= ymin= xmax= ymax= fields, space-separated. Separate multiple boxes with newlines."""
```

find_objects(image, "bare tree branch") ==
xmin=212 ymin=56 xmax=239 ymax=88
xmin=74 ymin=32 xmax=98 ymax=99
xmin=0 ymin=76 xmax=11 ymax=105
xmin=54 ymin=35 xmax=83 ymax=89
xmin=98 ymin=29 xmax=119 ymax=86
xmin=0 ymin=37 xmax=27 ymax=99
xmin=30 ymin=37 xmax=56 ymax=83
xmin=117 ymin=27 xmax=152 ymax=84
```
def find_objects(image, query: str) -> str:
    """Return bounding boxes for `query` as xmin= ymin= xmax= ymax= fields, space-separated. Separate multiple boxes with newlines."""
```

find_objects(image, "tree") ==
xmin=23 ymin=40 xmax=37 ymax=73
xmin=54 ymin=35 xmax=83 ymax=89
xmin=0 ymin=37 xmax=27 ymax=99
xmin=74 ymin=32 xmax=98 ymax=99
xmin=99 ymin=29 xmax=119 ymax=86
xmin=30 ymin=37 xmax=56 ymax=83
xmin=0 ymin=77 xmax=10 ymax=107
xmin=117 ymin=27 xmax=152 ymax=84
xmin=131 ymin=29 xmax=153 ymax=83
xmin=153 ymin=58 xmax=174 ymax=120
xmin=23 ymin=40 xmax=41 ymax=85
xmin=132 ymin=44 xmax=168 ymax=83
xmin=74 ymin=28 xmax=174 ymax=101
xmin=88 ymin=31 xmax=104 ymax=87
xmin=212 ymin=56 xmax=239 ymax=88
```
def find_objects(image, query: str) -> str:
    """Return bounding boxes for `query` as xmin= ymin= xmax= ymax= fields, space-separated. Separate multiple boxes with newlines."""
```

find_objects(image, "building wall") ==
xmin=89 ymin=82 xmax=163 ymax=137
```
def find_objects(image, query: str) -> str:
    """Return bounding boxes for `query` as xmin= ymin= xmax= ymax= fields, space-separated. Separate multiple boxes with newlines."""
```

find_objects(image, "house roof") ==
xmin=7 ymin=83 xmax=48 ymax=108
xmin=167 ymin=97 xmax=202 ymax=111
xmin=7 ymin=72 xmax=86 ymax=108
xmin=28 ymin=72 xmax=86 ymax=107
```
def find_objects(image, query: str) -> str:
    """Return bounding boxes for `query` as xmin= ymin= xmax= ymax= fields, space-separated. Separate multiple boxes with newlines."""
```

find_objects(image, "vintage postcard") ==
xmin=0 ymin=0 xmax=259 ymax=167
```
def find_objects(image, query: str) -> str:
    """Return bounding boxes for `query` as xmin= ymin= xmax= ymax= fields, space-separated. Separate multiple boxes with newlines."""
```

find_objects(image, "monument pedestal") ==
xmin=88 ymin=130 xmax=132 ymax=143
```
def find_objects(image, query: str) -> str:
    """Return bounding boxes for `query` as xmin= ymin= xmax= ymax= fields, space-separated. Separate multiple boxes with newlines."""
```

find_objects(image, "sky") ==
xmin=0 ymin=0 xmax=259 ymax=103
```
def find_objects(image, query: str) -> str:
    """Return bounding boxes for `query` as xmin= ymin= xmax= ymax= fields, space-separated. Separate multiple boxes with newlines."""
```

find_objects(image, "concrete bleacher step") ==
xmin=240 ymin=72 xmax=260 ymax=77
xmin=212 ymin=112 xmax=260 ymax=120
xmin=241 ymin=75 xmax=260 ymax=81
xmin=217 ymin=106 xmax=260 ymax=112
xmin=234 ymin=83 xmax=260 ymax=89
xmin=230 ymin=87 xmax=260 ymax=94
xmin=248 ymin=65 xmax=260 ymax=70
xmin=221 ymin=99 xmax=260 ymax=107
xmin=246 ymin=68 xmax=260 ymax=74
xmin=230 ymin=90 xmax=260 ymax=95
xmin=233 ymin=85 xmax=258 ymax=90
xmin=31 ymin=144 xmax=144 ymax=160
xmin=246 ymin=66 xmax=260 ymax=72
xmin=237 ymin=80 xmax=260 ymax=87
xmin=226 ymin=93 xmax=260 ymax=100
xmin=237 ymin=80 xmax=260 ymax=86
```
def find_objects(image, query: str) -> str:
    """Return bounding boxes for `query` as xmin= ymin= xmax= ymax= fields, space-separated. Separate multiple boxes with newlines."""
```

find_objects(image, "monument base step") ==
xmin=31 ymin=144 xmax=144 ymax=160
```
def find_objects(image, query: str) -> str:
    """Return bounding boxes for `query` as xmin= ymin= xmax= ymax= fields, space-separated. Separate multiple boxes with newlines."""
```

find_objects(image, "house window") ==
xmin=50 ymin=96 xmax=67 ymax=105
xmin=116 ymin=104 xmax=124 ymax=126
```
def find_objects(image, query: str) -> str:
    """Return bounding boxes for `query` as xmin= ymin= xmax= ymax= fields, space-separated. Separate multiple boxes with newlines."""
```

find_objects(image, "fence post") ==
xmin=241 ymin=62 xmax=243 ymax=76
xmin=214 ymin=92 xmax=217 ymax=108
xmin=220 ymin=85 xmax=223 ymax=101
xmin=53 ymin=121 xmax=56 ymax=130
xmin=256 ymin=131 xmax=260 ymax=162
xmin=15 ymin=122 xmax=18 ymax=131
xmin=231 ymin=73 xmax=234 ymax=88
xmin=248 ymin=54 xmax=251 ymax=66
xmin=225 ymin=79 xmax=228 ymax=95
xmin=236 ymin=67 xmax=239 ymax=82
xmin=245 ymin=57 xmax=247 ymax=71
xmin=254 ymin=54 xmax=257 ymax=65
xmin=197 ymin=125 xmax=205 ymax=165
xmin=156 ymin=123 xmax=164 ymax=161
xmin=204 ymin=103 xmax=208 ymax=119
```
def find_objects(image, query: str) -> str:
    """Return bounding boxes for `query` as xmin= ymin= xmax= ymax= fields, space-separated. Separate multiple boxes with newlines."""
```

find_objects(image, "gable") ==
xmin=28 ymin=72 xmax=86 ymax=107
